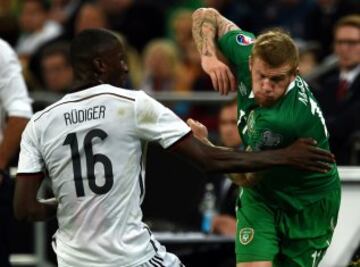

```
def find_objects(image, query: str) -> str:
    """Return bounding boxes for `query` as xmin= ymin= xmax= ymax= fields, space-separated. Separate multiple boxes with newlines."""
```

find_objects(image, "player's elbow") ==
xmin=192 ymin=7 xmax=218 ymax=21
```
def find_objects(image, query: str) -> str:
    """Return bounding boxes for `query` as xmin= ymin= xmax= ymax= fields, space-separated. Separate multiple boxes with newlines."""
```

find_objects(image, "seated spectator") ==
xmin=313 ymin=14 xmax=360 ymax=164
xmin=40 ymin=42 xmax=73 ymax=93
xmin=16 ymin=0 xmax=62 ymax=60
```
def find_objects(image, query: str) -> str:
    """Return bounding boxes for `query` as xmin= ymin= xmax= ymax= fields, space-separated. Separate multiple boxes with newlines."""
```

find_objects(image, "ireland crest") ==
xmin=239 ymin=227 xmax=254 ymax=245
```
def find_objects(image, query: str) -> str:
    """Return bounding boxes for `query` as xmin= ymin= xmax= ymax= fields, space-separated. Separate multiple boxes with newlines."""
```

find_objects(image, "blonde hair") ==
xmin=251 ymin=28 xmax=299 ymax=73
xmin=143 ymin=39 xmax=180 ymax=71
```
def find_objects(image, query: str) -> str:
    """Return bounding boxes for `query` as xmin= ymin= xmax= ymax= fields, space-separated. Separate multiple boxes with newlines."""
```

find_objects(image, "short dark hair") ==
xmin=42 ymin=42 xmax=71 ymax=65
xmin=70 ymin=28 xmax=120 ymax=75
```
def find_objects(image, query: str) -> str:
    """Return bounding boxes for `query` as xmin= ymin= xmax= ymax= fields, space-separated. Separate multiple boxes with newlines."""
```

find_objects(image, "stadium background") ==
xmin=0 ymin=0 xmax=359 ymax=266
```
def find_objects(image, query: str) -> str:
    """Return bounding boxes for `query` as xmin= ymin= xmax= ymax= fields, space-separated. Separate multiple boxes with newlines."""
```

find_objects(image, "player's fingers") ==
xmin=309 ymin=147 xmax=335 ymax=162
xmin=214 ymin=71 xmax=224 ymax=95
xmin=226 ymin=68 xmax=236 ymax=91
xmin=209 ymin=72 xmax=219 ymax=92
xmin=303 ymin=161 xmax=332 ymax=173
xmin=186 ymin=118 xmax=195 ymax=127
xmin=217 ymin=69 xmax=228 ymax=96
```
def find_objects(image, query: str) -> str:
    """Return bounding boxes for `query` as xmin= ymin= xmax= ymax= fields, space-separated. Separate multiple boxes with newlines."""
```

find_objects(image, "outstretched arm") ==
xmin=171 ymin=134 xmax=334 ymax=175
xmin=192 ymin=8 xmax=238 ymax=94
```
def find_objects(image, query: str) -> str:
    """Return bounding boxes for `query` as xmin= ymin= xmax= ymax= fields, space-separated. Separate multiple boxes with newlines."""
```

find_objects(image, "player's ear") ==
xmin=93 ymin=58 xmax=106 ymax=74
xmin=248 ymin=56 xmax=253 ymax=71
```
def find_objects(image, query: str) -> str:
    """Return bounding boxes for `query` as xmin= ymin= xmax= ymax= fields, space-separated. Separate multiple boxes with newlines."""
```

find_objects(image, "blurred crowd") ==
xmin=0 ymin=0 xmax=359 ymax=164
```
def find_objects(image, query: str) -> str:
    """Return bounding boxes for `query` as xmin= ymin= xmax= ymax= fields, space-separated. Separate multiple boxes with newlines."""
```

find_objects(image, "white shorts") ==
xmin=137 ymin=240 xmax=185 ymax=267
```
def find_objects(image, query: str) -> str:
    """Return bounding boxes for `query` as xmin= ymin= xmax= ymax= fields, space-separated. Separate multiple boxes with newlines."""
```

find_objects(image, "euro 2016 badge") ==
xmin=236 ymin=34 xmax=254 ymax=46
xmin=239 ymin=227 xmax=254 ymax=245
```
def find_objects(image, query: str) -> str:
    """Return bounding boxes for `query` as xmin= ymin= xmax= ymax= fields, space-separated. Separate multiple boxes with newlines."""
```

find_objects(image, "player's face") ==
xmin=250 ymin=57 xmax=296 ymax=107
xmin=334 ymin=25 xmax=360 ymax=70
xmin=104 ymin=41 xmax=129 ymax=87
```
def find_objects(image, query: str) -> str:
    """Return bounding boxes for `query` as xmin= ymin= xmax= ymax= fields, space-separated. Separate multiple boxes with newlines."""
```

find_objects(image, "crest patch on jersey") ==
xmin=261 ymin=130 xmax=282 ymax=147
xmin=236 ymin=34 xmax=254 ymax=46
xmin=239 ymin=227 xmax=254 ymax=245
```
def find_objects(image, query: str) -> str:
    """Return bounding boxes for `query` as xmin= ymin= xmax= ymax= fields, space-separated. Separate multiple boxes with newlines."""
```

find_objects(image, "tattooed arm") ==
xmin=192 ymin=8 xmax=238 ymax=94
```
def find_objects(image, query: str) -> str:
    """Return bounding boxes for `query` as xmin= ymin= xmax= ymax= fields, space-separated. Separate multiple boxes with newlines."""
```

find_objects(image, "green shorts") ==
xmin=235 ymin=188 xmax=341 ymax=266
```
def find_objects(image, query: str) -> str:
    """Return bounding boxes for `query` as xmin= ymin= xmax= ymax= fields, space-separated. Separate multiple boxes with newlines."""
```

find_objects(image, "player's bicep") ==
xmin=169 ymin=134 xmax=209 ymax=169
xmin=134 ymin=91 xmax=190 ymax=148
xmin=218 ymin=30 xmax=255 ymax=67
xmin=18 ymin=120 xmax=44 ymax=173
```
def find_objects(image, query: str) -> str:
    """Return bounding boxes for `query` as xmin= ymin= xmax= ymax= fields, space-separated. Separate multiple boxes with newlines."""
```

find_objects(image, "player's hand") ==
xmin=187 ymin=118 xmax=209 ymax=142
xmin=212 ymin=214 xmax=236 ymax=236
xmin=201 ymin=56 xmax=236 ymax=95
xmin=283 ymin=138 xmax=335 ymax=173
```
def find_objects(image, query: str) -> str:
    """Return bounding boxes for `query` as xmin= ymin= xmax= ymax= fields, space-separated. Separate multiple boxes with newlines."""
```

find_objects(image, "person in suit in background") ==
xmin=313 ymin=14 xmax=360 ymax=165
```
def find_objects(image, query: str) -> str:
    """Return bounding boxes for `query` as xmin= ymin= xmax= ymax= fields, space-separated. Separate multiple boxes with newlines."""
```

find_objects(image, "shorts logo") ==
xmin=236 ymin=34 xmax=254 ymax=46
xmin=239 ymin=227 xmax=254 ymax=245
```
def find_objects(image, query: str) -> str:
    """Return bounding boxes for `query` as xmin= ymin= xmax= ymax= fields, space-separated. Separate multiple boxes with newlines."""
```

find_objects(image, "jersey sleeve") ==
xmin=17 ymin=118 xmax=44 ymax=174
xmin=218 ymin=30 xmax=255 ymax=70
xmin=134 ymin=91 xmax=191 ymax=149
xmin=0 ymin=40 xmax=33 ymax=118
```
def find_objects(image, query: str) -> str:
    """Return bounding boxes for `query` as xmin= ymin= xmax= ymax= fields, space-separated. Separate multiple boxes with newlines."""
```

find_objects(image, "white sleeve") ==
xmin=17 ymin=119 xmax=44 ymax=174
xmin=0 ymin=40 xmax=33 ymax=118
xmin=134 ymin=91 xmax=191 ymax=148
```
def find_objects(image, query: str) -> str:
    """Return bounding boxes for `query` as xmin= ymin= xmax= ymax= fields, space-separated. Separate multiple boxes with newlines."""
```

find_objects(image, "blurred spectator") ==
xmin=116 ymin=34 xmax=143 ymax=89
xmin=168 ymin=9 xmax=203 ymax=91
xmin=313 ymin=14 xmax=360 ymax=165
xmin=40 ymin=42 xmax=73 ymax=93
xmin=49 ymin=0 xmax=81 ymax=26
xmin=97 ymin=0 xmax=133 ymax=27
xmin=122 ymin=1 xmax=165 ymax=53
xmin=141 ymin=39 xmax=188 ymax=92
xmin=16 ymin=0 xmax=62 ymax=60
xmin=203 ymin=0 xmax=252 ymax=32
xmin=74 ymin=3 xmax=108 ymax=34
xmin=304 ymin=0 xmax=359 ymax=59
xmin=169 ymin=8 xmax=193 ymax=56
xmin=0 ymin=38 xmax=33 ymax=267
xmin=0 ymin=0 xmax=19 ymax=46
xmin=296 ymin=40 xmax=320 ymax=77
xmin=211 ymin=99 xmax=241 ymax=237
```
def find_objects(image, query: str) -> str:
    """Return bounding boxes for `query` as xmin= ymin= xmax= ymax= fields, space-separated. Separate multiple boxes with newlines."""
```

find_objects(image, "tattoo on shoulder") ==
xmin=218 ymin=18 xmax=240 ymax=38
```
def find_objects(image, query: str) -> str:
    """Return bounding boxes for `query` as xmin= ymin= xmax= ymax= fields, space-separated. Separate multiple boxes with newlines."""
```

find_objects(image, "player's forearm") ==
xmin=192 ymin=8 xmax=219 ymax=58
xmin=192 ymin=8 xmax=240 ymax=57
xmin=206 ymin=147 xmax=287 ymax=173
xmin=0 ymin=117 xmax=29 ymax=169
xmin=15 ymin=200 xmax=57 ymax=222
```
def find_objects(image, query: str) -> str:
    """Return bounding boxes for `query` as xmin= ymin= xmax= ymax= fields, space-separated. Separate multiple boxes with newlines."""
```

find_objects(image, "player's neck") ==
xmin=70 ymin=80 xmax=103 ymax=93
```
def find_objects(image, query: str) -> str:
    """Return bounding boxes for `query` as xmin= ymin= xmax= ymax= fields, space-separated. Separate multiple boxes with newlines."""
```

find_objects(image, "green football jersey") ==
xmin=218 ymin=30 xmax=340 ymax=211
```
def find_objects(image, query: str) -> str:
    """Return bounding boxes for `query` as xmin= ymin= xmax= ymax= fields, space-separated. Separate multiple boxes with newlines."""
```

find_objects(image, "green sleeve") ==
xmin=218 ymin=30 xmax=255 ymax=68
xmin=218 ymin=30 xmax=256 ymax=111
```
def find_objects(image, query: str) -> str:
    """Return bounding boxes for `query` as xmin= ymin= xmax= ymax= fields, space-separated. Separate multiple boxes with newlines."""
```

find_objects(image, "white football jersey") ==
xmin=0 ymin=38 xmax=33 ymax=141
xmin=17 ymin=85 xmax=191 ymax=267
